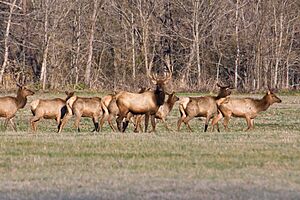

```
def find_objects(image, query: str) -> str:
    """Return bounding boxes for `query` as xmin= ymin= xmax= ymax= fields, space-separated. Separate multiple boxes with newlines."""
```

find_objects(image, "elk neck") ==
xmin=255 ymin=94 xmax=271 ymax=112
xmin=154 ymin=85 xmax=165 ymax=106
xmin=16 ymin=89 xmax=28 ymax=109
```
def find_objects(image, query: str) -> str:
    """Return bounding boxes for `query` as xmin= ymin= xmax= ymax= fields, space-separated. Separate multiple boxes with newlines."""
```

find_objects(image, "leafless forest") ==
xmin=0 ymin=0 xmax=299 ymax=91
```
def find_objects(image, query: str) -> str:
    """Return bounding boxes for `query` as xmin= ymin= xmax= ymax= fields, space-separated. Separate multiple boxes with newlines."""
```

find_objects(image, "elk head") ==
xmin=16 ymin=83 xmax=35 ymax=97
xmin=149 ymin=70 xmax=172 ymax=106
xmin=266 ymin=88 xmax=282 ymax=104
xmin=216 ymin=83 xmax=233 ymax=98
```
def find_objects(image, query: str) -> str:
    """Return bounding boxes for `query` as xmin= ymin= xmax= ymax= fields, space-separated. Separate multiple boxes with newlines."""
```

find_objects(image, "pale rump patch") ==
xmin=30 ymin=99 xmax=40 ymax=112
xmin=178 ymin=97 xmax=190 ymax=117
xmin=66 ymin=96 xmax=78 ymax=115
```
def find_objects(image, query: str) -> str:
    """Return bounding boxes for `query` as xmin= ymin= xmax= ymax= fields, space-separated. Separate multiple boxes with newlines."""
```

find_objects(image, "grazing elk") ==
xmin=115 ymin=72 xmax=172 ymax=132
xmin=30 ymin=91 xmax=74 ymax=132
xmin=58 ymin=95 xmax=103 ymax=133
xmin=0 ymin=84 xmax=34 ymax=131
xmin=211 ymin=89 xmax=282 ymax=131
xmin=177 ymin=84 xmax=233 ymax=132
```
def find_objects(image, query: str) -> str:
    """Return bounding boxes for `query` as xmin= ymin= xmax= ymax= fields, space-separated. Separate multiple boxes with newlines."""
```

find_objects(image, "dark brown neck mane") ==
xmin=16 ymin=89 xmax=27 ymax=109
xmin=154 ymin=85 xmax=165 ymax=106
xmin=254 ymin=94 xmax=271 ymax=112
xmin=216 ymin=89 xmax=229 ymax=100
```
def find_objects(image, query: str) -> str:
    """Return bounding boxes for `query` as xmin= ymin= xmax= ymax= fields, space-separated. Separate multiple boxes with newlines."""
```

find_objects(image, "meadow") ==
xmin=0 ymin=91 xmax=299 ymax=199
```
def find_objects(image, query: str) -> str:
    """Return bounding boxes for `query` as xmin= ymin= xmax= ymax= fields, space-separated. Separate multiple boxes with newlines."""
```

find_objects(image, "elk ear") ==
xmin=16 ymin=83 xmax=22 ymax=88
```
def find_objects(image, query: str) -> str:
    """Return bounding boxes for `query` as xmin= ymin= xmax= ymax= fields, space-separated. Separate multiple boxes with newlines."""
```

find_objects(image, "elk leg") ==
xmin=108 ymin=114 xmax=117 ymax=132
xmin=99 ymin=113 xmax=108 ymax=131
xmin=3 ymin=118 xmax=9 ymax=131
xmin=245 ymin=116 xmax=252 ymax=131
xmin=9 ymin=118 xmax=17 ymax=132
xmin=150 ymin=115 xmax=156 ymax=133
xmin=211 ymin=112 xmax=222 ymax=132
xmin=122 ymin=119 xmax=129 ymax=132
xmin=74 ymin=115 xmax=82 ymax=132
xmin=223 ymin=115 xmax=231 ymax=131
xmin=144 ymin=114 xmax=150 ymax=132
xmin=183 ymin=116 xmax=193 ymax=132
xmin=250 ymin=119 xmax=254 ymax=129
xmin=116 ymin=115 xmax=124 ymax=132
xmin=58 ymin=113 xmax=72 ymax=133
xmin=177 ymin=116 xmax=185 ymax=131
xmin=204 ymin=115 xmax=211 ymax=132
xmin=30 ymin=116 xmax=41 ymax=132
xmin=92 ymin=116 xmax=99 ymax=132
xmin=133 ymin=115 xmax=142 ymax=133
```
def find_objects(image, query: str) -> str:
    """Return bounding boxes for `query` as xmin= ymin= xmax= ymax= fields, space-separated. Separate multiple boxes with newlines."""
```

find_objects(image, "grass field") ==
xmin=0 ymin=92 xmax=299 ymax=199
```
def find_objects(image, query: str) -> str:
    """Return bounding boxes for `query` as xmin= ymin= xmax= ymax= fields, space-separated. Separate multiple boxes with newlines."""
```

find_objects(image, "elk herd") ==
xmin=0 ymin=72 xmax=282 ymax=133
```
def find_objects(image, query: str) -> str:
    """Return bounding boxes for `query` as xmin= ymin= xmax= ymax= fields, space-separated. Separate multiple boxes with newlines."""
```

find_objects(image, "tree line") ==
xmin=0 ymin=0 xmax=299 ymax=92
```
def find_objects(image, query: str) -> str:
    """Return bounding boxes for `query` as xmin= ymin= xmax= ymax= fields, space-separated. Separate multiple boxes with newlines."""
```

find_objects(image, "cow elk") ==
xmin=115 ymin=72 xmax=172 ymax=132
xmin=30 ymin=91 xmax=74 ymax=132
xmin=211 ymin=89 xmax=282 ymax=131
xmin=177 ymin=84 xmax=233 ymax=132
xmin=58 ymin=95 xmax=103 ymax=133
xmin=0 ymin=84 xmax=34 ymax=131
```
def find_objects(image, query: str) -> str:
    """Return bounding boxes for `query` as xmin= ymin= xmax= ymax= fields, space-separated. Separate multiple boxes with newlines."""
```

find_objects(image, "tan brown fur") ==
xmin=30 ymin=91 xmax=74 ymax=132
xmin=116 ymin=73 xmax=172 ymax=132
xmin=212 ymin=90 xmax=282 ymax=131
xmin=0 ymin=84 xmax=34 ymax=131
xmin=58 ymin=95 xmax=103 ymax=133
xmin=177 ymin=84 xmax=232 ymax=132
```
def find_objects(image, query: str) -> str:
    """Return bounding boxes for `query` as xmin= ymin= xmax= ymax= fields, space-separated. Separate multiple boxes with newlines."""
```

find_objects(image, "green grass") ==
xmin=0 ymin=92 xmax=299 ymax=199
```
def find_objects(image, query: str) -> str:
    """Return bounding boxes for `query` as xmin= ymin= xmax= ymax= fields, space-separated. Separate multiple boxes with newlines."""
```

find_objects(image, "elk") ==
xmin=99 ymin=93 xmax=114 ymax=130
xmin=30 ymin=91 xmax=75 ymax=132
xmin=102 ymin=87 xmax=151 ymax=132
xmin=135 ymin=92 xmax=179 ymax=132
xmin=115 ymin=72 xmax=172 ymax=132
xmin=177 ymin=84 xmax=233 ymax=132
xmin=211 ymin=89 xmax=282 ymax=131
xmin=0 ymin=84 xmax=34 ymax=131
xmin=58 ymin=95 xmax=103 ymax=133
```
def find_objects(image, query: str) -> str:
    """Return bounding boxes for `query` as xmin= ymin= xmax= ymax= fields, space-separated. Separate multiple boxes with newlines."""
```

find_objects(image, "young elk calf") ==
xmin=58 ymin=95 xmax=103 ymax=133
xmin=0 ymin=84 xmax=34 ymax=131
xmin=212 ymin=89 xmax=282 ymax=131
xmin=177 ymin=84 xmax=232 ymax=132
xmin=30 ymin=91 xmax=74 ymax=132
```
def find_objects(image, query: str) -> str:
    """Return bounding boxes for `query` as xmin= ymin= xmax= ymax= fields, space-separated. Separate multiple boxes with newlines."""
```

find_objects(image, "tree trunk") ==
xmin=85 ymin=0 xmax=98 ymax=87
xmin=234 ymin=0 xmax=240 ymax=89
xmin=131 ymin=12 xmax=136 ymax=80
xmin=40 ymin=0 xmax=49 ymax=90
xmin=0 ymin=0 xmax=17 ymax=84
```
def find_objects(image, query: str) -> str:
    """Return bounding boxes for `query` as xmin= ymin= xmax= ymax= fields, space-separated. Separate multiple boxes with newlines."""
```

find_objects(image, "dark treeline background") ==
xmin=0 ymin=0 xmax=299 ymax=92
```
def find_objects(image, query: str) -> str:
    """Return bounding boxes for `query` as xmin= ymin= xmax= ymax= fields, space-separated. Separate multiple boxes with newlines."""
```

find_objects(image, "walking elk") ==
xmin=115 ymin=72 xmax=172 ymax=132
xmin=30 ymin=91 xmax=74 ymax=132
xmin=58 ymin=95 xmax=103 ymax=133
xmin=135 ymin=92 xmax=179 ymax=132
xmin=177 ymin=84 xmax=233 ymax=132
xmin=0 ymin=84 xmax=34 ymax=131
xmin=211 ymin=89 xmax=282 ymax=131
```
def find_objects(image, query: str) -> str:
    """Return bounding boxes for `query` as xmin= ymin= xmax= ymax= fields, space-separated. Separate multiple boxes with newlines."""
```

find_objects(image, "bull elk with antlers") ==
xmin=115 ymin=71 xmax=172 ymax=132
xmin=30 ymin=91 xmax=75 ymax=132
xmin=211 ymin=89 xmax=282 ymax=131
xmin=0 ymin=84 xmax=34 ymax=131
xmin=177 ymin=83 xmax=233 ymax=132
